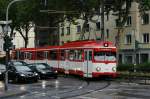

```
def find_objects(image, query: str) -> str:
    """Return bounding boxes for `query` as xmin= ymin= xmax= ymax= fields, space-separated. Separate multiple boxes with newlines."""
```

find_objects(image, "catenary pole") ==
xmin=4 ymin=0 xmax=25 ymax=91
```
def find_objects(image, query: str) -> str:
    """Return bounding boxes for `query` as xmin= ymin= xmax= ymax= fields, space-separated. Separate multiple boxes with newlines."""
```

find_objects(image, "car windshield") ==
xmin=0 ymin=64 xmax=6 ymax=70
xmin=94 ymin=51 xmax=116 ymax=61
xmin=35 ymin=64 xmax=50 ymax=70
xmin=15 ymin=65 xmax=31 ymax=71
xmin=12 ymin=61 xmax=25 ymax=65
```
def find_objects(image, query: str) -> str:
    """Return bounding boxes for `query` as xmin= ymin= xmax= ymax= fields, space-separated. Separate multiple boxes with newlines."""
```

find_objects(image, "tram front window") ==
xmin=94 ymin=51 xmax=116 ymax=61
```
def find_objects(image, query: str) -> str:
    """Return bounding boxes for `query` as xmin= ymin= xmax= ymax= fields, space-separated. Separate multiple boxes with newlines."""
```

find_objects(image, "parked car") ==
xmin=8 ymin=65 xmax=39 ymax=83
xmin=8 ymin=60 xmax=28 ymax=66
xmin=0 ymin=64 xmax=6 ymax=80
xmin=27 ymin=63 xmax=58 ymax=79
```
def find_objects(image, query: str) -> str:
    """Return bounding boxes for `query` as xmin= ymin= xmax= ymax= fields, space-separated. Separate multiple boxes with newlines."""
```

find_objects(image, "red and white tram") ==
xmin=12 ymin=40 xmax=117 ymax=78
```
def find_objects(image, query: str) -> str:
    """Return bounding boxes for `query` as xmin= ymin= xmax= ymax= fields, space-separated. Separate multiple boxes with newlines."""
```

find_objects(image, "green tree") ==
xmin=1 ymin=0 xmax=150 ymax=47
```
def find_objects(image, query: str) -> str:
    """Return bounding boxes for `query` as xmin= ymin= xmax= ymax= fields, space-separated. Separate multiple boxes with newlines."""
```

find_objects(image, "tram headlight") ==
xmin=112 ymin=67 xmax=116 ymax=72
xmin=96 ymin=67 xmax=101 ymax=71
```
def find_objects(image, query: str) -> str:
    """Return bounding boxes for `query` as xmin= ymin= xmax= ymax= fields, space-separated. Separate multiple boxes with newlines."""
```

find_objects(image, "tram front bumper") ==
xmin=92 ymin=72 xmax=118 ymax=78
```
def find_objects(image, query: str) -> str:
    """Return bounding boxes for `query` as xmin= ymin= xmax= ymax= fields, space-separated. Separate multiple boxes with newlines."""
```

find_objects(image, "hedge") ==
xmin=117 ymin=63 xmax=150 ymax=72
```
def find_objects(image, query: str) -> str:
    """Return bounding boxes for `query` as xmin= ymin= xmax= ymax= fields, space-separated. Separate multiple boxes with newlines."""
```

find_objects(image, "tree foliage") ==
xmin=1 ymin=0 xmax=150 ymax=47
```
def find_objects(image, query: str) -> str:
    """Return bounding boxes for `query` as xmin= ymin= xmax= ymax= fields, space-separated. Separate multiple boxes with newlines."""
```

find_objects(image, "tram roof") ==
xmin=14 ymin=40 xmax=116 ymax=51
xmin=61 ymin=40 xmax=116 ymax=49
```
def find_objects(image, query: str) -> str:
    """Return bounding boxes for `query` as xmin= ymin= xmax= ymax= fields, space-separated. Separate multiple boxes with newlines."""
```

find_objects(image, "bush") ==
xmin=117 ymin=64 xmax=134 ymax=71
xmin=136 ymin=63 xmax=150 ymax=72
xmin=117 ymin=63 xmax=150 ymax=73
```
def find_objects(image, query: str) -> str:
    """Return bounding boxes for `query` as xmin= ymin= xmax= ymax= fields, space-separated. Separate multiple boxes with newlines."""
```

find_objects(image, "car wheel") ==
xmin=34 ymin=79 xmax=38 ymax=82
xmin=54 ymin=76 xmax=58 ymax=79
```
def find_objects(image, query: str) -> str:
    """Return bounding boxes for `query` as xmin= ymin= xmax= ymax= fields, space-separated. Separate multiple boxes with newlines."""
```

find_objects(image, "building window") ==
xmin=126 ymin=34 xmax=132 ymax=44
xmin=142 ymin=14 xmax=149 ymax=24
xmin=61 ymin=28 xmax=64 ymax=36
xmin=125 ymin=55 xmax=133 ymax=64
xmin=141 ymin=53 xmax=148 ymax=63
xmin=106 ymin=29 xmax=109 ymax=38
xmin=96 ymin=22 xmax=100 ymax=30
xmin=143 ymin=33 xmax=149 ymax=43
xmin=119 ymin=54 xmax=122 ymax=64
xmin=67 ymin=27 xmax=70 ymax=35
xmin=77 ymin=25 xmax=81 ymax=33
xmin=125 ymin=16 xmax=132 ymax=26
xmin=85 ymin=24 xmax=89 ymax=32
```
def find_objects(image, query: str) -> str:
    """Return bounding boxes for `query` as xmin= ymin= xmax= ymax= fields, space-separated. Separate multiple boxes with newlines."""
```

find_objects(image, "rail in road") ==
xmin=3 ymin=76 xmax=111 ymax=99
xmin=29 ymin=77 xmax=111 ymax=99
xmin=56 ymin=80 xmax=111 ymax=99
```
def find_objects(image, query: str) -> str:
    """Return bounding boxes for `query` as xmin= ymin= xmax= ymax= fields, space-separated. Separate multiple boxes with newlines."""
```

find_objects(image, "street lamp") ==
xmin=4 ymin=0 xmax=25 ymax=91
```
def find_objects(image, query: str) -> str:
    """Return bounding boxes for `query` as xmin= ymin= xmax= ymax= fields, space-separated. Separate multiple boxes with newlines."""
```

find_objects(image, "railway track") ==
xmin=58 ymin=80 xmax=111 ymax=99
xmin=4 ymin=77 xmax=111 ymax=99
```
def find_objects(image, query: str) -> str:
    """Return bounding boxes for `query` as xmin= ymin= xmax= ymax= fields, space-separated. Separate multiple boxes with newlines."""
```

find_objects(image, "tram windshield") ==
xmin=94 ymin=51 xmax=116 ymax=61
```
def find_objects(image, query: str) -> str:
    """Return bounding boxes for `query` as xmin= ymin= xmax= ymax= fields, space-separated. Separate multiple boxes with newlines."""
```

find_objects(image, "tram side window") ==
xmin=24 ymin=52 xmax=28 ymax=59
xmin=37 ymin=51 xmax=44 ymax=59
xmin=16 ymin=51 xmax=20 ymax=59
xmin=49 ymin=50 xmax=57 ymax=60
xmin=68 ymin=50 xmax=83 ymax=61
xmin=27 ymin=52 xmax=32 ymax=60
xmin=68 ymin=50 xmax=75 ymax=60
xmin=75 ymin=50 xmax=83 ymax=61
xmin=44 ymin=51 xmax=48 ymax=59
xmin=20 ymin=52 xmax=24 ymax=60
xmin=60 ymin=50 xmax=65 ymax=60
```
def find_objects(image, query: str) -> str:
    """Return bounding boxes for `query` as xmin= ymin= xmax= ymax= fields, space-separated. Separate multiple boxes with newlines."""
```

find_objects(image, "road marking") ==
xmin=79 ymin=96 xmax=97 ymax=99
xmin=51 ymin=96 xmax=60 ymax=99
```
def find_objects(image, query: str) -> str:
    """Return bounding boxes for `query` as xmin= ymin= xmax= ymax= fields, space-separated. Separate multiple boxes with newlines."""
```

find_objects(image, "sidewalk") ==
xmin=0 ymin=81 xmax=28 ymax=99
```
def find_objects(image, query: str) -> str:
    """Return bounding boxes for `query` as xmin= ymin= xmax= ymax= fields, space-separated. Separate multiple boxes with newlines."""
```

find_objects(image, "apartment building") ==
xmin=59 ymin=12 xmax=117 ymax=45
xmin=0 ymin=26 xmax=35 ymax=57
xmin=117 ymin=1 xmax=150 ymax=64
xmin=59 ymin=1 xmax=150 ymax=64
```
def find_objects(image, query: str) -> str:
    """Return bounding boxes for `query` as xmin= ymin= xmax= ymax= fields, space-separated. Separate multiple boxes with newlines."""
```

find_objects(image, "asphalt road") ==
xmin=1 ymin=76 xmax=150 ymax=99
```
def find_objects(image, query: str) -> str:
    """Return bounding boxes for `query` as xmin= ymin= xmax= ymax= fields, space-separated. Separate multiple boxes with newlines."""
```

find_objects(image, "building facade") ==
xmin=0 ymin=25 xmax=35 ymax=58
xmin=117 ymin=1 xmax=150 ymax=64
xmin=59 ymin=13 xmax=117 ymax=45
xmin=59 ymin=1 xmax=150 ymax=65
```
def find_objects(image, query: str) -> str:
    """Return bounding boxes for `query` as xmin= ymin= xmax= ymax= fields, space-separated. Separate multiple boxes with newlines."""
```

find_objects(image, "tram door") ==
xmin=83 ymin=50 xmax=93 ymax=78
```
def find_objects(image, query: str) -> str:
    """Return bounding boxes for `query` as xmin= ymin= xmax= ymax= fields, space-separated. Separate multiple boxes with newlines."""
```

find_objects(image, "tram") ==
xmin=12 ymin=40 xmax=117 ymax=78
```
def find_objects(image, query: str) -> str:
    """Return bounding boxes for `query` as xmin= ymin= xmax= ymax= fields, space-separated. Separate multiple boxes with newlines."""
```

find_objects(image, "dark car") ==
xmin=0 ymin=64 xmax=6 ymax=80
xmin=8 ymin=65 xmax=39 ymax=83
xmin=28 ymin=63 xmax=58 ymax=79
xmin=8 ymin=60 xmax=28 ymax=66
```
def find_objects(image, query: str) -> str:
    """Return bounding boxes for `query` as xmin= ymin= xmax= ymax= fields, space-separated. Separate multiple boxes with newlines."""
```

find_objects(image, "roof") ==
xmin=61 ymin=40 xmax=116 ymax=49
xmin=13 ymin=40 xmax=116 ymax=51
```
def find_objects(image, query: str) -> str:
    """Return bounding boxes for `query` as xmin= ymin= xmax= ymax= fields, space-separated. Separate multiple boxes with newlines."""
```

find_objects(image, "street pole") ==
xmin=4 ymin=0 xmax=25 ymax=91
xmin=101 ymin=0 xmax=105 ymax=41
